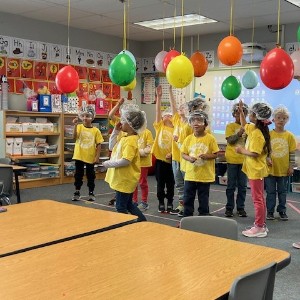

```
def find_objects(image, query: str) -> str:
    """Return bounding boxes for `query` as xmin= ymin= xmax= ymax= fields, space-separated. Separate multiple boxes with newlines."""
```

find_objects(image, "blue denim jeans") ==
xmin=172 ymin=160 xmax=185 ymax=201
xmin=115 ymin=191 xmax=147 ymax=222
xmin=265 ymin=175 xmax=288 ymax=213
xmin=183 ymin=181 xmax=210 ymax=216
xmin=225 ymin=163 xmax=247 ymax=211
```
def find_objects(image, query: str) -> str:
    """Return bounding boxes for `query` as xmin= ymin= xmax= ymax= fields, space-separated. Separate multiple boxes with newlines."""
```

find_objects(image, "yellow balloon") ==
xmin=166 ymin=54 xmax=194 ymax=88
xmin=122 ymin=78 xmax=136 ymax=91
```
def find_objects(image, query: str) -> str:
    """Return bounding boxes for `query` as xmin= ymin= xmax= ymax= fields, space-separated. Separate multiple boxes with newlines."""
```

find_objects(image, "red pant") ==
xmin=249 ymin=179 xmax=266 ymax=227
xmin=133 ymin=167 xmax=149 ymax=203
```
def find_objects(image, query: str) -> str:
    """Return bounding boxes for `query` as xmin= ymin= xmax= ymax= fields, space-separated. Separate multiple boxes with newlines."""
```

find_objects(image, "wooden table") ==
xmin=0 ymin=200 xmax=136 ymax=258
xmin=0 ymin=222 xmax=290 ymax=300
xmin=0 ymin=163 xmax=26 ymax=203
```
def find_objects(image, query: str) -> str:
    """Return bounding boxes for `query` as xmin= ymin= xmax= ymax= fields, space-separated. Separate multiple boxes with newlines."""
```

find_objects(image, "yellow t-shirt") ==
xmin=225 ymin=122 xmax=247 ymax=164
xmin=151 ymin=120 xmax=174 ymax=163
xmin=269 ymin=130 xmax=297 ymax=176
xmin=242 ymin=124 xmax=268 ymax=180
xmin=181 ymin=133 xmax=219 ymax=182
xmin=138 ymin=129 xmax=154 ymax=167
xmin=105 ymin=135 xmax=140 ymax=193
xmin=73 ymin=124 xmax=104 ymax=164
xmin=178 ymin=122 xmax=193 ymax=172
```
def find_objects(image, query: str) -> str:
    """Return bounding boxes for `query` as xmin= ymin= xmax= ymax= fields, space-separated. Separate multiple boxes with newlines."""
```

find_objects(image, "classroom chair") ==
xmin=228 ymin=262 xmax=277 ymax=300
xmin=179 ymin=216 xmax=238 ymax=240
xmin=0 ymin=165 xmax=14 ymax=205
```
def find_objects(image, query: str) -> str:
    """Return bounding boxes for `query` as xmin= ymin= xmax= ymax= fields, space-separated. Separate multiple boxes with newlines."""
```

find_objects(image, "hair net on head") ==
xmin=120 ymin=107 xmax=147 ymax=134
xmin=188 ymin=110 xmax=209 ymax=126
xmin=272 ymin=105 xmax=290 ymax=120
xmin=232 ymin=102 xmax=249 ymax=116
xmin=187 ymin=97 xmax=209 ymax=113
xmin=120 ymin=102 xmax=140 ymax=115
xmin=250 ymin=103 xmax=272 ymax=120
xmin=78 ymin=104 xmax=95 ymax=119
xmin=161 ymin=107 xmax=173 ymax=117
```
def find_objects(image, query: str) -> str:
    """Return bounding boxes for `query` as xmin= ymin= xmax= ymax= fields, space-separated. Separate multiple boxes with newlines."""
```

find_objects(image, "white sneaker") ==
xmin=138 ymin=202 xmax=149 ymax=210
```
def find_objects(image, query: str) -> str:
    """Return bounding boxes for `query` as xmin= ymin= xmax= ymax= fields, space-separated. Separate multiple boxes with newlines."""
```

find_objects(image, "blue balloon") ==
xmin=119 ymin=50 xmax=136 ymax=66
xmin=242 ymin=69 xmax=258 ymax=89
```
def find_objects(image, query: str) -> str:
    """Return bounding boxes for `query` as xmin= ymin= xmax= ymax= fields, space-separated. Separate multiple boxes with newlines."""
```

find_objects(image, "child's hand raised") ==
xmin=115 ymin=122 xmax=122 ymax=131
xmin=156 ymin=85 xmax=162 ymax=97
xmin=72 ymin=117 xmax=79 ymax=125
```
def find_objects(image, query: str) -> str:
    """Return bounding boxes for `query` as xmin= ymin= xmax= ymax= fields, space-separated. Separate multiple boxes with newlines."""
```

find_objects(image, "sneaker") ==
xmin=173 ymin=203 xmax=184 ymax=214
xmin=224 ymin=209 xmax=233 ymax=217
xmin=266 ymin=212 xmax=275 ymax=220
xmin=138 ymin=202 xmax=149 ymax=211
xmin=72 ymin=191 xmax=80 ymax=201
xmin=279 ymin=212 xmax=288 ymax=221
xmin=108 ymin=198 xmax=116 ymax=206
xmin=88 ymin=192 xmax=95 ymax=202
xmin=167 ymin=205 xmax=178 ymax=215
xmin=0 ymin=207 xmax=7 ymax=213
xmin=158 ymin=204 xmax=165 ymax=213
xmin=242 ymin=225 xmax=267 ymax=238
xmin=177 ymin=211 xmax=184 ymax=217
xmin=292 ymin=242 xmax=300 ymax=249
xmin=237 ymin=209 xmax=247 ymax=217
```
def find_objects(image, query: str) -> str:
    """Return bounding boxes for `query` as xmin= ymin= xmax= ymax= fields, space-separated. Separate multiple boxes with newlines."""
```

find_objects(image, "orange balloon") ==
xmin=217 ymin=36 xmax=243 ymax=66
xmin=190 ymin=51 xmax=208 ymax=77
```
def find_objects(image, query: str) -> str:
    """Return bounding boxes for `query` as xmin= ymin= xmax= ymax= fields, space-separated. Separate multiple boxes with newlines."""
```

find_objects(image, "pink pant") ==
xmin=249 ymin=179 xmax=266 ymax=227
xmin=133 ymin=167 xmax=149 ymax=203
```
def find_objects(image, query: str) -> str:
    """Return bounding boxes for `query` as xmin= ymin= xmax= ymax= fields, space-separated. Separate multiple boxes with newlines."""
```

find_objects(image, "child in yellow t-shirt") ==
xmin=265 ymin=106 xmax=296 ymax=221
xmin=103 ymin=106 xmax=147 ymax=222
xmin=236 ymin=100 xmax=272 ymax=238
xmin=151 ymin=85 xmax=175 ymax=214
xmin=181 ymin=110 xmax=219 ymax=217
xmin=132 ymin=128 xmax=154 ymax=210
xmin=224 ymin=102 xmax=249 ymax=218
xmin=72 ymin=105 xmax=104 ymax=202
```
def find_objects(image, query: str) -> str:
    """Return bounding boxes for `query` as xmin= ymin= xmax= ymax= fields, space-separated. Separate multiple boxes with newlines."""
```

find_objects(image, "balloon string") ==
xmin=173 ymin=0 xmax=176 ymax=49
xmin=230 ymin=0 xmax=233 ymax=35
xmin=251 ymin=18 xmax=255 ymax=64
xmin=180 ymin=0 xmax=184 ymax=54
xmin=123 ymin=1 xmax=127 ymax=50
xmin=197 ymin=4 xmax=200 ymax=50
xmin=163 ymin=1 xmax=165 ymax=51
xmin=127 ymin=0 xmax=130 ymax=50
xmin=277 ymin=0 xmax=281 ymax=46
xmin=67 ymin=0 xmax=70 ymax=64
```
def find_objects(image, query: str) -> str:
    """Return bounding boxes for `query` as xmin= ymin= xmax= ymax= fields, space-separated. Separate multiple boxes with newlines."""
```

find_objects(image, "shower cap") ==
xmin=232 ymin=102 xmax=249 ymax=116
xmin=78 ymin=104 xmax=95 ymax=119
xmin=161 ymin=107 xmax=173 ymax=117
xmin=272 ymin=105 xmax=290 ymax=120
xmin=120 ymin=106 xmax=147 ymax=134
xmin=250 ymin=103 xmax=272 ymax=120
xmin=187 ymin=97 xmax=209 ymax=113
xmin=188 ymin=110 xmax=209 ymax=125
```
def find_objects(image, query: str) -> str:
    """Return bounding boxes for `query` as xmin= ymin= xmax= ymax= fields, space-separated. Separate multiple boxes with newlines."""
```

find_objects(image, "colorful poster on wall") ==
xmin=10 ymin=38 xmax=24 ymax=58
xmin=38 ymin=42 xmax=49 ymax=61
xmin=24 ymin=40 xmax=38 ymax=60
xmin=89 ymin=83 xmax=102 ymax=95
xmin=20 ymin=59 xmax=34 ymax=79
xmin=73 ymin=47 xmax=86 ymax=66
xmin=49 ymin=44 xmax=63 ymax=62
xmin=103 ymin=83 xmax=112 ymax=98
xmin=7 ymin=58 xmax=21 ymax=78
xmin=47 ymin=63 xmax=59 ymax=81
xmin=112 ymin=84 xmax=120 ymax=99
xmin=15 ymin=79 xmax=33 ymax=94
xmin=33 ymin=81 xmax=48 ymax=93
xmin=74 ymin=65 xmax=87 ymax=80
xmin=34 ymin=61 xmax=47 ymax=80
xmin=102 ymin=69 xmax=111 ymax=83
xmin=95 ymin=51 xmax=104 ymax=68
xmin=0 ymin=36 xmax=10 ymax=56
xmin=141 ymin=73 xmax=159 ymax=104
xmin=88 ymin=68 xmax=101 ymax=81
xmin=48 ymin=81 xmax=60 ymax=94
xmin=0 ymin=57 xmax=7 ymax=76
xmin=86 ymin=50 xmax=96 ymax=67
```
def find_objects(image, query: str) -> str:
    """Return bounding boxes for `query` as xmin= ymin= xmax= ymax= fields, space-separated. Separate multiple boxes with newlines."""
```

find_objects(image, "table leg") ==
xmin=14 ymin=171 xmax=21 ymax=204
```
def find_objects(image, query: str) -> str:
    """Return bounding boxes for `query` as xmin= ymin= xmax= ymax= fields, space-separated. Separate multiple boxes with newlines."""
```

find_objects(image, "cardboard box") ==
xmin=13 ymin=138 xmax=23 ymax=155
xmin=6 ymin=123 xmax=23 ymax=132
xmin=38 ymin=94 xmax=52 ymax=112
xmin=22 ymin=123 xmax=39 ymax=132
xmin=38 ymin=123 xmax=54 ymax=132
xmin=6 ymin=138 xmax=14 ymax=155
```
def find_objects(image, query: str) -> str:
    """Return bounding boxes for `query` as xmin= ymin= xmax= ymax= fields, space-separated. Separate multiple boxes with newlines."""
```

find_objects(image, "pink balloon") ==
xmin=55 ymin=66 xmax=79 ymax=93
xmin=260 ymin=48 xmax=294 ymax=90
xmin=155 ymin=50 xmax=168 ymax=73
xmin=291 ymin=50 xmax=300 ymax=78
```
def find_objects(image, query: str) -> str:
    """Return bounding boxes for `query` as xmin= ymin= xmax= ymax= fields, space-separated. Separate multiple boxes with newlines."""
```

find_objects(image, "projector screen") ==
xmin=196 ymin=68 xmax=300 ymax=143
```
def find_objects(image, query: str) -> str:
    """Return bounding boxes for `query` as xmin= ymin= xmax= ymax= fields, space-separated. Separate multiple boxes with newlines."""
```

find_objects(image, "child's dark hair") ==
xmin=255 ymin=120 xmax=271 ymax=156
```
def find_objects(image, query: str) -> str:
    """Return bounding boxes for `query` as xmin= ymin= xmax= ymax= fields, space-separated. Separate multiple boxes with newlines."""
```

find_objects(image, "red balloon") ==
xmin=190 ymin=51 xmax=208 ymax=77
xmin=163 ymin=49 xmax=180 ymax=72
xmin=55 ymin=65 xmax=79 ymax=93
xmin=260 ymin=48 xmax=294 ymax=90
xmin=217 ymin=36 xmax=243 ymax=66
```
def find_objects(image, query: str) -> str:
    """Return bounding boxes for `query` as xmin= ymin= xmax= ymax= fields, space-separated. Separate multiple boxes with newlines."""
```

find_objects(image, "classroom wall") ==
xmin=1 ymin=10 xmax=300 ymax=144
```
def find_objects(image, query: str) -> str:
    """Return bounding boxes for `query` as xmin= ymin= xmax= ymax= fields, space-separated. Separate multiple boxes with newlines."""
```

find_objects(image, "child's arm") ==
xmin=238 ymin=100 xmax=247 ymax=127
xmin=226 ymin=128 xmax=245 ymax=145
xmin=139 ymin=144 xmax=152 ymax=157
xmin=108 ymin=98 xmax=124 ymax=122
xmin=182 ymin=153 xmax=197 ymax=163
xmin=199 ymin=153 xmax=218 ymax=160
xmin=168 ymin=85 xmax=177 ymax=115
xmin=236 ymin=146 xmax=259 ymax=157
xmin=103 ymin=158 xmax=130 ymax=169
xmin=155 ymin=85 xmax=162 ymax=123
xmin=72 ymin=117 xmax=79 ymax=139
xmin=288 ymin=151 xmax=296 ymax=176
xmin=108 ymin=123 xmax=122 ymax=151
xmin=94 ymin=143 xmax=101 ymax=164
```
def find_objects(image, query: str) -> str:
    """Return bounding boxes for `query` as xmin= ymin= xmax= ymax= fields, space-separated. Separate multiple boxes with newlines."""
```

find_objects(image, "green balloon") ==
xmin=221 ymin=75 xmax=242 ymax=100
xmin=297 ymin=25 xmax=300 ymax=43
xmin=109 ymin=53 xmax=136 ymax=86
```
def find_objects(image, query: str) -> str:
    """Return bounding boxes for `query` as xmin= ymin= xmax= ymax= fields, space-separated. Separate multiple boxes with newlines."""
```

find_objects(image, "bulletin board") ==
xmin=195 ymin=67 xmax=300 ymax=142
